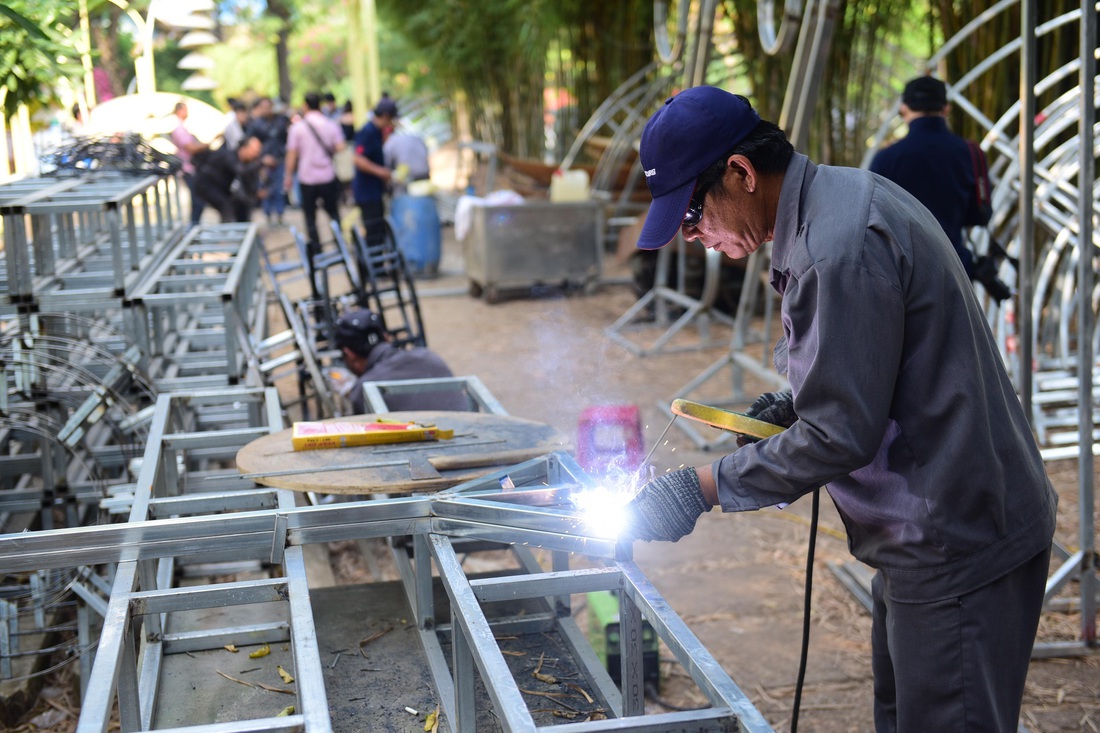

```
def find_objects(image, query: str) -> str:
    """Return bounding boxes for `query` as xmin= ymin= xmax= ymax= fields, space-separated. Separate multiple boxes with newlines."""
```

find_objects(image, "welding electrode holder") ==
xmin=669 ymin=398 xmax=787 ymax=440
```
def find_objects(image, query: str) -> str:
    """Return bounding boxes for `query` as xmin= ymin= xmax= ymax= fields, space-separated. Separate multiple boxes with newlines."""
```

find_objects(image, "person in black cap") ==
xmin=351 ymin=94 xmax=404 ymax=256
xmin=869 ymin=75 xmax=991 ymax=277
xmin=321 ymin=92 xmax=340 ymax=122
xmin=333 ymin=309 xmax=467 ymax=414
xmin=622 ymin=85 xmax=1055 ymax=731
xmin=192 ymin=134 xmax=264 ymax=223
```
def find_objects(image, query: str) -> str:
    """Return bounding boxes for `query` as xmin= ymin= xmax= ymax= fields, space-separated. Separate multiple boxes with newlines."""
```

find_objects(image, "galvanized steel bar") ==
xmin=1074 ymin=0 xmax=1098 ymax=648
xmin=429 ymin=533 xmax=537 ymax=733
xmin=618 ymin=562 xmax=774 ymax=731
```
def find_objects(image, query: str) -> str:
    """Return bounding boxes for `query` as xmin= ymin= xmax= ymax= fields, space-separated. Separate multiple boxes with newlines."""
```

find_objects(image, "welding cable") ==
xmin=790 ymin=488 xmax=820 ymax=733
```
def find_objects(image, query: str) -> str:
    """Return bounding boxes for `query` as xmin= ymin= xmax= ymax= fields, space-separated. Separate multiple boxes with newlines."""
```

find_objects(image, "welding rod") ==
xmin=641 ymin=414 xmax=679 ymax=467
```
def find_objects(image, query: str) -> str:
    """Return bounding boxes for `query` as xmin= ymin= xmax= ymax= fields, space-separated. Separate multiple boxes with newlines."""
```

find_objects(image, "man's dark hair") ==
xmin=902 ymin=76 xmax=947 ymax=113
xmin=251 ymin=96 xmax=271 ymax=112
xmin=323 ymin=92 xmax=336 ymax=103
xmin=304 ymin=92 xmax=321 ymax=111
xmin=694 ymin=119 xmax=794 ymax=190
xmin=237 ymin=134 xmax=262 ymax=159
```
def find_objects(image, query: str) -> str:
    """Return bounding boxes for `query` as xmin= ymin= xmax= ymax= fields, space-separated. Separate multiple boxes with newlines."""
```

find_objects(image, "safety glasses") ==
xmin=682 ymin=161 xmax=726 ymax=229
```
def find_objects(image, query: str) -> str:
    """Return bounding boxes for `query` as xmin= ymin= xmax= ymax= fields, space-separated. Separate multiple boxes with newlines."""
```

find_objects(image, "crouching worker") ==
xmin=622 ymin=86 xmax=1056 ymax=732
xmin=333 ymin=309 xmax=468 ymax=414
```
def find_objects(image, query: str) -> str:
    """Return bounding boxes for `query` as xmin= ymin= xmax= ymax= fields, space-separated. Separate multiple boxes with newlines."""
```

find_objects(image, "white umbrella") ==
xmin=177 ymin=52 xmax=215 ymax=70
xmin=179 ymin=30 xmax=218 ymax=48
xmin=84 ymin=92 xmax=224 ymax=141
xmin=180 ymin=73 xmax=218 ymax=92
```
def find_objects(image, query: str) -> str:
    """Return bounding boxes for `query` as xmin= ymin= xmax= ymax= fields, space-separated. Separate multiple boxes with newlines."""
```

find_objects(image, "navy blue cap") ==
xmin=637 ymin=86 xmax=761 ymax=249
xmin=373 ymin=96 xmax=399 ymax=118
xmin=335 ymin=309 xmax=385 ymax=356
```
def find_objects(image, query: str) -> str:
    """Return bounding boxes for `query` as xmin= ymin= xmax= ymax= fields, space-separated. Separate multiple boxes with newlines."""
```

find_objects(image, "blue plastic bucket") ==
xmin=390 ymin=195 xmax=441 ymax=276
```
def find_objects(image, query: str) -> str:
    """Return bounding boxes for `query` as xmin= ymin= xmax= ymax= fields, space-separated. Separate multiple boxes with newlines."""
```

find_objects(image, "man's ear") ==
xmin=726 ymin=154 xmax=758 ymax=193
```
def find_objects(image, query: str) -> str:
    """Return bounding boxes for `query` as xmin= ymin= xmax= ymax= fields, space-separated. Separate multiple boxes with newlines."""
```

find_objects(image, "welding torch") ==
xmin=642 ymin=398 xmax=786 ymax=466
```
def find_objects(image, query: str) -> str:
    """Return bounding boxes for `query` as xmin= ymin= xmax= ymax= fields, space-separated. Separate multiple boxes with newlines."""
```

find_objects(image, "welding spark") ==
xmin=571 ymin=465 xmax=654 ymax=539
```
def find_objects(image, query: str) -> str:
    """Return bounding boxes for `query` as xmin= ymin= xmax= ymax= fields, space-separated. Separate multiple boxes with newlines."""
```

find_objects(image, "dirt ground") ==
xmin=11 ymin=150 xmax=1099 ymax=732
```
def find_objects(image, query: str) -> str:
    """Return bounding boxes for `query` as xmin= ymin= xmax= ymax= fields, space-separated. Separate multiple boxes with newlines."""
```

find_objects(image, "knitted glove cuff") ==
xmin=630 ymin=467 xmax=709 ymax=542
xmin=747 ymin=391 xmax=797 ymax=428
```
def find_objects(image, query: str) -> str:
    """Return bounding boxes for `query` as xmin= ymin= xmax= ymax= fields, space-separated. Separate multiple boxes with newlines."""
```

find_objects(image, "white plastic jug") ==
xmin=549 ymin=168 xmax=590 ymax=202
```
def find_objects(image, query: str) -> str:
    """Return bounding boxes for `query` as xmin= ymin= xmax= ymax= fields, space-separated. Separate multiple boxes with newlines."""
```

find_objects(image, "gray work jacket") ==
xmin=349 ymin=342 xmax=468 ymax=414
xmin=713 ymin=153 xmax=1056 ymax=603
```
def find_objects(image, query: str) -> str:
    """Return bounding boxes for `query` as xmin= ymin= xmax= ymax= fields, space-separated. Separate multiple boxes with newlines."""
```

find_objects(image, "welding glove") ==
xmin=625 ymin=467 xmax=710 ymax=543
xmin=737 ymin=391 xmax=796 ymax=447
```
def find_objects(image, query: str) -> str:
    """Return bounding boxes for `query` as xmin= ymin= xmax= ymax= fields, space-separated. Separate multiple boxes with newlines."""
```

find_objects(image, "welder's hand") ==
xmin=737 ymin=391 xmax=796 ymax=447
xmin=624 ymin=467 xmax=710 ymax=542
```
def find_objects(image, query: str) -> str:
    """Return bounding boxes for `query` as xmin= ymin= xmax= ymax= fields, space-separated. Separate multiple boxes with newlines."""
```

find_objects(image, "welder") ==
xmin=624 ymin=86 xmax=1056 ymax=732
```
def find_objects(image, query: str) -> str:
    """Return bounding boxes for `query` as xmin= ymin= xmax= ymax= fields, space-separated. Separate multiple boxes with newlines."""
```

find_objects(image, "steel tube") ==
xmin=429 ymin=534 xmax=536 ymax=733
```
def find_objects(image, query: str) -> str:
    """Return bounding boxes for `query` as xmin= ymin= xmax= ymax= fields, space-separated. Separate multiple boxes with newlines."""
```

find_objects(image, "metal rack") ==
xmin=1 ymin=444 xmax=774 ymax=732
xmin=127 ymin=222 xmax=267 ymax=390
xmin=1 ymin=174 xmax=181 ymax=314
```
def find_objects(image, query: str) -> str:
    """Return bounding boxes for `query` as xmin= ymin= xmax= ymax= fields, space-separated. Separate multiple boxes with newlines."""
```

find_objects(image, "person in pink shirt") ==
xmin=171 ymin=101 xmax=212 ymax=227
xmin=283 ymin=92 xmax=345 ymax=276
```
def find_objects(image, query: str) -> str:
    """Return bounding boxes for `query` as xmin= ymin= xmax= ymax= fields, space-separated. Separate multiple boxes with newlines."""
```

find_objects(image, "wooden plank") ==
xmin=235 ymin=411 xmax=569 ymax=495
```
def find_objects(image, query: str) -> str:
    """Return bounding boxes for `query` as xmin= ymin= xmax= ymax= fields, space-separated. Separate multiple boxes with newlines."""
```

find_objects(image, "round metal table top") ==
xmin=235 ymin=411 xmax=571 ymax=494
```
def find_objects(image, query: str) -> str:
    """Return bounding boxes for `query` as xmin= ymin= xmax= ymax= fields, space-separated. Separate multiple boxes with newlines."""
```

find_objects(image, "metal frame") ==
xmin=127 ymin=222 xmax=266 ymax=389
xmin=361 ymin=374 xmax=509 ymax=415
xmin=71 ymin=386 xmax=333 ymax=733
xmin=2 ymin=174 xmax=181 ymax=314
xmin=2 ymin=448 xmax=774 ymax=732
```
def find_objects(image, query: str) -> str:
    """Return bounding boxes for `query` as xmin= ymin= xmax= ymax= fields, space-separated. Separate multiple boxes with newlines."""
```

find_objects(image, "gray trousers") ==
xmin=871 ymin=547 xmax=1049 ymax=732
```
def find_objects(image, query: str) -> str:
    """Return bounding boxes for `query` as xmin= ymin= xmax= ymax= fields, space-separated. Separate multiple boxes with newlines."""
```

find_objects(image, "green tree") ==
xmin=0 ymin=0 xmax=82 ymax=116
xmin=376 ymin=0 xmax=655 ymax=161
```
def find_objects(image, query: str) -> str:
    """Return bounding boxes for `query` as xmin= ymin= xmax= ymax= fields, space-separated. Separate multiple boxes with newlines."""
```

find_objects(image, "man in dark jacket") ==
xmin=247 ymin=97 xmax=290 ymax=227
xmin=192 ymin=135 xmax=263 ymax=223
xmin=869 ymin=76 xmax=990 ymax=277
xmin=333 ymin=309 xmax=468 ymax=414
xmin=352 ymin=95 xmax=399 ymax=249
xmin=624 ymin=86 xmax=1055 ymax=732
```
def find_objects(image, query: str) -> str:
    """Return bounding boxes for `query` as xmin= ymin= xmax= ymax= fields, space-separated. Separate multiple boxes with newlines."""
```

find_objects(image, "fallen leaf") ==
xmin=217 ymin=670 xmax=254 ymax=689
xmin=520 ymin=689 xmax=578 ymax=712
xmin=248 ymin=645 xmax=271 ymax=659
xmin=358 ymin=627 xmax=394 ymax=657
xmin=224 ymin=645 xmax=238 ymax=653
xmin=254 ymin=681 xmax=295 ymax=695
xmin=424 ymin=705 xmax=439 ymax=732
xmin=275 ymin=705 xmax=295 ymax=717
xmin=532 ymin=652 xmax=558 ymax=684
xmin=277 ymin=665 xmax=295 ymax=684
xmin=565 ymin=683 xmax=593 ymax=704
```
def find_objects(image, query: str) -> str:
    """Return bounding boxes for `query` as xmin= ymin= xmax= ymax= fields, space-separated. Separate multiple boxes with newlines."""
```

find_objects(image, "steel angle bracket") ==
xmin=671 ymin=398 xmax=786 ymax=441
